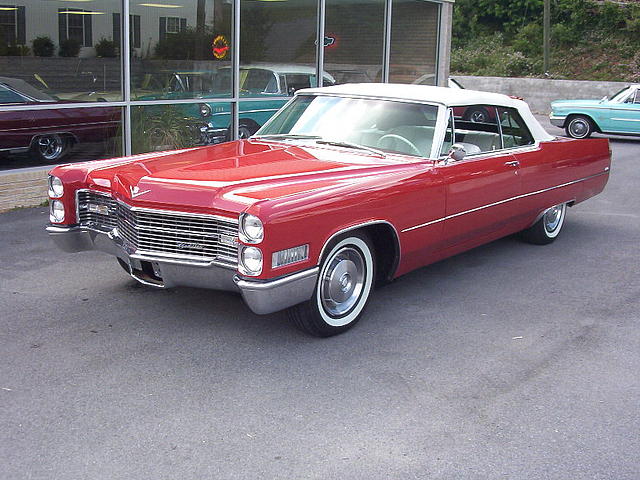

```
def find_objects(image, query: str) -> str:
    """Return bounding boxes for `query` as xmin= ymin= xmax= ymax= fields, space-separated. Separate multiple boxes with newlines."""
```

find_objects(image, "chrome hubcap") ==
xmin=38 ymin=135 xmax=64 ymax=160
xmin=569 ymin=120 xmax=587 ymax=137
xmin=320 ymin=247 xmax=365 ymax=317
xmin=544 ymin=204 xmax=564 ymax=232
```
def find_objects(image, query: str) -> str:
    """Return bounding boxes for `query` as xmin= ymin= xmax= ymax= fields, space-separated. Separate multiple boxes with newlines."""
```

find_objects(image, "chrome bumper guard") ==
xmin=549 ymin=115 xmax=566 ymax=128
xmin=46 ymin=225 xmax=318 ymax=315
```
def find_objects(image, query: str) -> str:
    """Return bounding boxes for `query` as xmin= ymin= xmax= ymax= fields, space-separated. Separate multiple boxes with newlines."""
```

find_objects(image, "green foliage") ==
xmin=130 ymin=106 xmax=202 ymax=154
xmin=59 ymin=38 xmax=81 ymax=57
xmin=452 ymin=0 xmax=640 ymax=81
xmin=32 ymin=36 xmax=55 ymax=57
xmin=95 ymin=38 xmax=117 ymax=58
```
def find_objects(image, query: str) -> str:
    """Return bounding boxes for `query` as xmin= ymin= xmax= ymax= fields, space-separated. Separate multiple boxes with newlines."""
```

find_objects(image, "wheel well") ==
xmin=238 ymin=118 xmax=261 ymax=132
xmin=364 ymin=223 xmax=400 ymax=284
xmin=566 ymin=114 xmax=600 ymax=133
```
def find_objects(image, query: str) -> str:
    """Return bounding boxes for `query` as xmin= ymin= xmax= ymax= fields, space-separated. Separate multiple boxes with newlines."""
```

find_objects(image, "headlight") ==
xmin=199 ymin=103 xmax=212 ymax=118
xmin=48 ymin=175 xmax=64 ymax=198
xmin=239 ymin=246 xmax=263 ymax=276
xmin=49 ymin=200 xmax=65 ymax=223
xmin=239 ymin=213 xmax=264 ymax=244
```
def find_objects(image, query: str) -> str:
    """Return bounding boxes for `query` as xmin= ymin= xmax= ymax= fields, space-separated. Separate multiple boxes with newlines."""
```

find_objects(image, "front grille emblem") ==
xmin=130 ymin=185 xmax=151 ymax=198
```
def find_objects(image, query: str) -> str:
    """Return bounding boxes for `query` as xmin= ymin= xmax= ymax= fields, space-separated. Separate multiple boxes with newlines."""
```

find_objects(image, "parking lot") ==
xmin=1 ymin=123 xmax=639 ymax=479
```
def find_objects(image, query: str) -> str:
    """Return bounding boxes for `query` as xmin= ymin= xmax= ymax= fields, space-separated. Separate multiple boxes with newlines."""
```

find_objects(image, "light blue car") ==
xmin=550 ymin=84 xmax=640 ymax=138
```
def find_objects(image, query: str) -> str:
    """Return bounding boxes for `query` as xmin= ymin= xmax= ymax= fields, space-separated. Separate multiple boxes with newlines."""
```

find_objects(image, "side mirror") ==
xmin=447 ymin=143 xmax=467 ymax=162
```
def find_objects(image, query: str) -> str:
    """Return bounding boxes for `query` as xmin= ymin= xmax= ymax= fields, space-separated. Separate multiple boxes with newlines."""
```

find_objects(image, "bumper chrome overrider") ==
xmin=549 ymin=115 xmax=566 ymax=128
xmin=46 ymin=225 xmax=318 ymax=315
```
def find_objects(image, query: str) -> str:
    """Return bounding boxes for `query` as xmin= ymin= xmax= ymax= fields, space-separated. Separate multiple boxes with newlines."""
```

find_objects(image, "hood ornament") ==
xmin=130 ymin=185 xmax=151 ymax=198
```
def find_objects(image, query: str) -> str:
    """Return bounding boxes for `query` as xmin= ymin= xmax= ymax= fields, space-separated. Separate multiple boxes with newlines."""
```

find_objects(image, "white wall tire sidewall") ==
xmin=315 ymin=237 xmax=374 ymax=328
xmin=544 ymin=203 xmax=566 ymax=238
xmin=568 ymin=118 xmax=589 ymax=139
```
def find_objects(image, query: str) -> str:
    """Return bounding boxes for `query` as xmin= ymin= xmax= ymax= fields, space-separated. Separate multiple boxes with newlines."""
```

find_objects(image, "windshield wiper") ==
xmin=253 ymin=134 xmax=322 ymax=140
xmin=315 ymin=140 xmax=386 ymax=158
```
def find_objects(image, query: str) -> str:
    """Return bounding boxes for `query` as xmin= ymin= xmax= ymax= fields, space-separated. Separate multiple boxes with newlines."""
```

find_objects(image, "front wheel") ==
xmin=520 ymin=203 xmax=567 ymax=245
xmin=565 ymin=115 xmax=593 ymax=139
xmin=288 ymin=233 xmax=375 ymax=337
xmin=31 ymin=134 xmax=70 ymax=163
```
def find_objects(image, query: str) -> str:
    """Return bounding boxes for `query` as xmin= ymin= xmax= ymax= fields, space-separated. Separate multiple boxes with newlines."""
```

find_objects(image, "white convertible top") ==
xmin=298 ymin=83 xmax=554 ymax=142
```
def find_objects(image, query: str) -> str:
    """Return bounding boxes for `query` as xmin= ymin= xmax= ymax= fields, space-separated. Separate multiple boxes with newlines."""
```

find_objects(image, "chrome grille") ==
xmin=77 ymin=190 xmax=239 ymax=264
xmin=77 ymin=191 xmax=117 ymax=232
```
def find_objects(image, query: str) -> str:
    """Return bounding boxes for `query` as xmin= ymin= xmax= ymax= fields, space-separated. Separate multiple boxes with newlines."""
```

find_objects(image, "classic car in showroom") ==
xmin=551 ymin=84 xmax=640 ymax=138
xmin=0 ymin=76 xmax=121 ymax=163
xmin=137 ymin=64 xmax=336 ymax=144
xmin=46 ymin=83 xmax=611 ymax=336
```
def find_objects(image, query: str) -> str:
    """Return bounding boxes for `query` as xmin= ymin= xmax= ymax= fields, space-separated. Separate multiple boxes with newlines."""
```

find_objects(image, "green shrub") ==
xmin=95 ymin=38 xmax=117 ymax=58
xmin=59 ymin=38 xmax=81 ymax=57
xmin=32 ymin=36 xmax=55 ymax=57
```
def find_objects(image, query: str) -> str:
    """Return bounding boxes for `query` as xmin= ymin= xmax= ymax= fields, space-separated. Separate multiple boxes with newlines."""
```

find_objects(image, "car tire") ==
xmin=565 ymin=115 xmax=593 ymax=139
xmin=31 ymin=134 xmax=70 ymax=163
xmin=464 ymin=106 xmax=490 ymax=123
xmin=520 ymin=203 xmax=567 ymax=245
xmin=238 ymin=124 xmax=255 ymax=139
xmin=287 ymin=233 xmax=375 ymax=337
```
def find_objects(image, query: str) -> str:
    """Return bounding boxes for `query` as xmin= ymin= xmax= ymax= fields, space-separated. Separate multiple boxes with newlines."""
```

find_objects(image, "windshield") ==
xmin=256 ymin=95 xmax=439 ymax=157
xmin=609 ymin=86 xmax=632 ymax=102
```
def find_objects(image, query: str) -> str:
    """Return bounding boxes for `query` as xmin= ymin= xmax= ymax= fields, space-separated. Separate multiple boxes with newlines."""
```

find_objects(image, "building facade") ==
xmin=0 ymin=0 xmax=452 ymax=187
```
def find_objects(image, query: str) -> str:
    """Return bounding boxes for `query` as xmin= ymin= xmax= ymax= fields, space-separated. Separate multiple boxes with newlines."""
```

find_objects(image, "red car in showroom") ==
xmin=0 ymin=77 xmax=120 ymax=163
xmin=46 ymin=83 xmax=610 ymax=336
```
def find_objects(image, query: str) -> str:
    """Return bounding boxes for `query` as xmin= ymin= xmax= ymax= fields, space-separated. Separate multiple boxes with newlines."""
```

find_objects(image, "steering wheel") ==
xmin=377 ymin=134 xmax=421 ymax=156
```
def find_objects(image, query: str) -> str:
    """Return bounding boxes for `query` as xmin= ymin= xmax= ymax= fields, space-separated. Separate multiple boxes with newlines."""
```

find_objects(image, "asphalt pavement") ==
xmin=1 ymin=120 xmax=639 ymax=480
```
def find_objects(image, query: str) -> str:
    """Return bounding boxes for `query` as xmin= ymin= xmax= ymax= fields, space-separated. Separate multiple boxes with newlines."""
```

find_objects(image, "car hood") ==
xmin=79 ymin=139 xmax=411 ymax=214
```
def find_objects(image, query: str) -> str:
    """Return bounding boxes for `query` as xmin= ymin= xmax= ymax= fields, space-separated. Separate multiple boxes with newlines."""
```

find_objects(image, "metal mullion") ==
xmin=122 ymin=0 xmax=132 ymax=156
xmin=316 ymin=0 xmax=325 ymax=87
xmin=231 ymin=0 xmax=240 ymax=140
xmin=0 ymin=102 xmax=128 ymax=112
xmin=129 ymin=98 xmax=235 ymax=107
xmin=382 ymin=0 xmax=392 ymax=83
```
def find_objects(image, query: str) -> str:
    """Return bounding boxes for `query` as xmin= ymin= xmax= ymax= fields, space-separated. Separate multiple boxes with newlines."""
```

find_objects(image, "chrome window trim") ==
xmin=401 ymin=169 xmax=610 ymax=233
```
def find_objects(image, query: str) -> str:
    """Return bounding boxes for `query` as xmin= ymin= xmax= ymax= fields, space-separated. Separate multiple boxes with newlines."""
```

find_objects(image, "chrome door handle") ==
xmin=504 ymin=160 xmax=519 ymax=167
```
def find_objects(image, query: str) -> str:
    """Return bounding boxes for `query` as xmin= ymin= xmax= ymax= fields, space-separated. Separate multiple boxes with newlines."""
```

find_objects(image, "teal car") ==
xmin=550 ymin=84 xmax=640 ymax=139
xmin=138 ymin=65 xmax=335 ymax=144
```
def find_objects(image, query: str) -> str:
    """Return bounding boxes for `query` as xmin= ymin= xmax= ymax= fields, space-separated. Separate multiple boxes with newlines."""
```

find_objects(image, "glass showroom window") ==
xmin=389 ymin=0 xmax=440 ymax=85
xmin=131 ymin=1 xmax=232 ymax=101
xmin=324 ymin=0 xmax=385 ymax=85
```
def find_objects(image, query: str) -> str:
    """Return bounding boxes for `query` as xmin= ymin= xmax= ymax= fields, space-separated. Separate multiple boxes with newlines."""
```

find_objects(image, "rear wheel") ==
xmin=31 ymin=134 xmax=70 ymax=163
xmin=565 ymin=115 xmax=593 ymax=139
xmin=520 ymin=203 xmax=567 ymax=245
xmin=288 ymin=233 xmax=375 ymax=337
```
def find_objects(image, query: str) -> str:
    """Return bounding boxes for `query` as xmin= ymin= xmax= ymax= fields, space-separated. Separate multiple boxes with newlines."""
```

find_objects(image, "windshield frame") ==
xmin=255 ymin=93 xmax=447 ymax=160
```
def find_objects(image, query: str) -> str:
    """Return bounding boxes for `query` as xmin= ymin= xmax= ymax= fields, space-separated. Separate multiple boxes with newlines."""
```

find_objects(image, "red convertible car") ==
xmin=46 ymin=84 xmax=611 ymax=336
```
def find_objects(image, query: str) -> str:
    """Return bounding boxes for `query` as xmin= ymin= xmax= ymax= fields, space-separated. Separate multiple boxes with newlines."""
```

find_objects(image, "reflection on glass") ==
xmin=240 ymin=0 xmax=317 ymax=96
xmin=325 ymin=0 xmax=384 ymax=84
xmin=257 ymin=95 xmax=438 ymax=157
xmin=0 ymin=106 xmax=122 ymax=169
xmin=130 ymin=0 xmax=232 ymax=101
xmin=131 ymin=102 xmax=231 ymax=154
xmin=0 ymin=0 xmax=123 ymax=102
xmin=389 ymin=0 xmax=439 ymax=85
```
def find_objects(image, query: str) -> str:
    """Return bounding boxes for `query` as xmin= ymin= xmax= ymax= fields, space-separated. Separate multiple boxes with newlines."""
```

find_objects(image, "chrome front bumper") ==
xmin=46 ymin=225 xmax=318 ymax=315
xmin=549 ymin=115 xmax=566 ymax=128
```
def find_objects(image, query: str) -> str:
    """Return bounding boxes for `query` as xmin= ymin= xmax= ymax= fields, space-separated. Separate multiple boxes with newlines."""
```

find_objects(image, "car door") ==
xmin=439 ymin=107 xmax=522 ymax=248
xmin=600 ymin=87 xmax=640 ymax=134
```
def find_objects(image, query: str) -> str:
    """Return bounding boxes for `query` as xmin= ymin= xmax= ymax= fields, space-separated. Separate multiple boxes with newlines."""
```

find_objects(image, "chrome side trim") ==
xmin=401 ymin=170 xmax=610 ymax=233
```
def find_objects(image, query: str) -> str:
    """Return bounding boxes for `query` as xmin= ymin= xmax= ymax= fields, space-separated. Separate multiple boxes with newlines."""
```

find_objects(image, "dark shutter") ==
xmin=16 ymin=6 xmax=25 ymax=44
xmin=132 ymin=15 xmax=140 ymax=48
xmin=84 ymin=12 xmax=92 ymax=46
xmin=180 ymin=18 xmax=187 ymax=32
xmin=113 ymin=12 xmax=120 ymax=47
xmin=159 ymin=17 xmax=166 ymax=41
xmin=58 ymin=9 xmax=67 ymax=43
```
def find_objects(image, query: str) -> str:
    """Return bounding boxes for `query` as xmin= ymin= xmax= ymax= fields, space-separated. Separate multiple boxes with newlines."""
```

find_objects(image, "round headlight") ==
xmin=240 ymin=214 xmax=264 ymax=244
xmin=240 ymin=246 xmax=263 ymax=276
xmin=199 ymin=103 xmax=212 ymax=118
xmin=49 ymin=200 xmax=65 ymax=223
xmin=48 ymin=175 xmax=64 ymax=198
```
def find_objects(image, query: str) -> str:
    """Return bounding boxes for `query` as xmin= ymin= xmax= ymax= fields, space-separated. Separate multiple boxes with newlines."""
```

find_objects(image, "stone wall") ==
xmin=0 ymin=167 xmax=49 ymax=212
